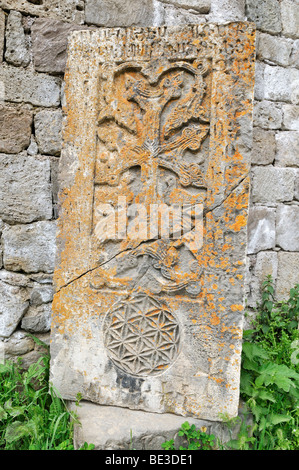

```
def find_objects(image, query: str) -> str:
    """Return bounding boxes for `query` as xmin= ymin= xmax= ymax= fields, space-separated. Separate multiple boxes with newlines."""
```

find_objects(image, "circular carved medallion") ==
xmin=103 ymin=293 xmax=180 ymax=377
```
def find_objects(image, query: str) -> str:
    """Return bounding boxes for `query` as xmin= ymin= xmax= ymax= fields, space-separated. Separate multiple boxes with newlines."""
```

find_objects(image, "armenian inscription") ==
xmin=51 ymin=23 xmax=255 ymax=421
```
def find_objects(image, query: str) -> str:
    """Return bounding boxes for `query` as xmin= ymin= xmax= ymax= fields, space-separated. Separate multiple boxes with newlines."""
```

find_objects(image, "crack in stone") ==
xmin=204 ymin=174 xmax=249 ymax=216
xmin=56 ymin=238 xmax=150 ymax=293
xmin=56 ymin=177 xmax=249 ymax=294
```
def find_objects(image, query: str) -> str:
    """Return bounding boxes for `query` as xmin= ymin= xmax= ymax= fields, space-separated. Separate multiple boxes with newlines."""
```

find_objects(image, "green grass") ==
xmin=0 ymin=337 xmax=94 ymax=450
xmin=1 ymin=277 xmax=298 ymax=450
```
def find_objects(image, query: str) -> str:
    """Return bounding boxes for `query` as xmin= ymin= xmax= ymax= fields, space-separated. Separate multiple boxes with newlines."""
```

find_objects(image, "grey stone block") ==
xmin=30 ymin=284 xmax=53 ymax=306
xmin=85 ymin=0 xmax=155 ymax=27
xmin=276 ymin=205 xmax=299 ymax=251
xmin=0 ymin=269 xmax=33 ymax=288
xmin=256 ymin=32 xmax=292 ymax=67
xmin=161 ymin=4 xmax=206 ymax=25
xmin=295 ymin=173 xmax=299 ymax=200
xmin=247 ymin=206 xmax=276 ymax=254
xmin=0 ymin=154 xmax=52 ymax=224
xmin=253 ymin=100 xmax=282 ymax=130
xmin=281 ymin=0 xmax=299 ymax=39
xmin=50 ymin=156 xmax=60 ymax=218
xmin=21 ymin=303 xmax=52 ymax=333
xmin=27 ymin=136 xmax=39 ymax=156
xmin=0 ymin=0 xmax=85 ymax=23
xmin=245 ymin=0 xmax=282 ymax=34
xmin=32 ymin=19 xmax=86 ymax=74
xmin=0 ymin=64 xmax=61 ymax=107
xmin=251 ymin=128 xmax=275 ymax=165
xmin=276 ymin=251 xmax=299 ymax=301
xmin=160 ymin=0 xmax=211 ymax=13
xmin=275 ymin=131 xmax=299 ymax=167
xmin=5 ymin=10 xmax=30 ymax=67
xmin=246 ymin=251 xmax=278 ymax=307
xmin=282 ymin=104 xmax=299 ymax=131
xmin=69 ymin=401 xmax=248 ymax=450
xmin=290 ymin=40 xmax=299 ymax=69
xmin=0 ymin=9 xmax=4 ymax=63
xmin=0 ymin=281 xmax=29 ymax=338
xmin=209 ymin=0 xmax=245 ymax=21
xmin=2 ymin=330 xmax=35 ymax=358
xmin=34 ymin=109 xmax=62 ymax=156
xmin=264 ymin=64 xmax=299 ymax=103
xmin=0 ymin=106 xmax=33 ymax=154
xmin=2 ymin=221 xmax=57 ymax=274
xmin=253 ymin=62 xmax=265 ymax=100
xmin=251 ymin=166 xmax=295 ymax=204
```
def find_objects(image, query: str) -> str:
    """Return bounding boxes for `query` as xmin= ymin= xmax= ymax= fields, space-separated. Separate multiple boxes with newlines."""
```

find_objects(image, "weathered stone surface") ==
xmin=160 ymin=0 xmax=211 ymax=13
xmin=275 ymin=131 xmax=299 ymax=167
xmin=0 ymin=269 xmax=33 ymax=288
xmin=253 ymin=100 xmax=282 ymax=129
xmin=70 ymin=400 xmax=249 ymax=450
xmin=209 ymin=0 xmax=245 ymax=22
xmin=2 ymin=221 xmax=57 ymax=274
xmin=295 ymin=172 xmax=299 ymax=200
xmin=251 ymin=128 xmax=275 ymax=165
xmin=32 ymin=19 xmax=85 ymax=74
xmin=251 ymin=166 xmax=295 ymax=204
xmin=27 ymin=136 xmax=39 ymax=156
xmin=290 ymin=40 xmax=299 ymax=69
xmin=51 ymin=24 xmax=255 ymax=422
xmin=257 ymin=32 xmax=292 ymax=67
xmin=245 ymin=0 xmax=282 ymax=34
xmin=281 ymin=0 xmax=299 ymax=39
xmin=0 ymin=0 xmax=85 ymax=23
xmin=34 ymin=109 xmax=62 ymax=156
xmin=85 ymin=0 xmax=155 ymax=26
xmin=21 ymin=304 xmax=52 ymax=333
xmin=282 ymin=104 xmax=299 ymax=131
xmin=263 ymin=64 xmax=299 ymax=103
xmin=2 ymin=330 xmax=35 ymax=358
xmin=50 ymin=156 xmax=60 ymax=219
xmin=276 ymin=251 xmax=299 ymax=301
xmin=0 ymin=9 xmax=4 ymax=63
xmin=0 ymin=106 xmax=33 ymax=154
xmin=0 ymin=64 xmax=61 ymax=107
xmin=276 ymin=205 xmax=299 ymax=251
xmin=5 ymin=10 xmax=30 ymax=67
xmin=247 ymin=206 xmax=276 ymax=254
xmin=246 ymin=251 xmax=278 ymax=308
xmin=0 ymin=281 xmax=29 ymax=338
xmin=253 ymin=62 xmax=265 ymax=100
xmin=161 ymin=4 xmax=206 ymax=25
xmin=0 ymin=154 xmax=52 ymax=224
xmin=30 ymin=284 xmax=53 ymax=306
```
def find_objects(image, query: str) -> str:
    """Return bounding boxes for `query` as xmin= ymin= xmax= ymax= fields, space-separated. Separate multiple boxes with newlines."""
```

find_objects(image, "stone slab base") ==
xmin=69 ymin=401 xmax=250 ymax=450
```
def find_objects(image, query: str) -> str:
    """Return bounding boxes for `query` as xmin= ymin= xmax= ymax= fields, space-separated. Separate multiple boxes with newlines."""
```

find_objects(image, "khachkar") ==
xmin=51 ymin=23 xmax=255 ymax=421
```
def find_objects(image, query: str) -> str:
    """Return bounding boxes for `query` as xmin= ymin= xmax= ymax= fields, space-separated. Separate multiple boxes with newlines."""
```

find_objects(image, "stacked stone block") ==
xmin=0 ymin=0 xmax=298 ymax=365
xmin=245 ymin=0 xmax=299 ymax=307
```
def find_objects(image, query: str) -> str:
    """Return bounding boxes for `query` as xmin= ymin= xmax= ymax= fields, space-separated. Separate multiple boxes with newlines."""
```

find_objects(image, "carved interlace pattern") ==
xmin=103 ymin=294 xmax=180 ymax=377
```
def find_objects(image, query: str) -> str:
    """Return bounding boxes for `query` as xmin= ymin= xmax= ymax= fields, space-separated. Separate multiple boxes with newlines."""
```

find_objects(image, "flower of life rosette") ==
xmin=103 ymin=293 xmax=181 ymax=377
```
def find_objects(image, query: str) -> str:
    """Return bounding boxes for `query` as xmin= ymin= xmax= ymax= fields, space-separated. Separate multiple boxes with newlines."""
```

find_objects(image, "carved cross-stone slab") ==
xmin=50 ymin=23 xmax=255 ymax=421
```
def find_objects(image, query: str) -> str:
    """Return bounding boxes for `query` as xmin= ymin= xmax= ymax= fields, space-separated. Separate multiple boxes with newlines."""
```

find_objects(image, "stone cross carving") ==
xmin=51 ymin=23 xmax=255 ymax=421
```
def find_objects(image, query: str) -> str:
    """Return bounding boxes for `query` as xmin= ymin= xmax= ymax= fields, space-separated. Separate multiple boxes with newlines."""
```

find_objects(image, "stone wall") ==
xmin=0 ymin=0 xmax=298 ymax=365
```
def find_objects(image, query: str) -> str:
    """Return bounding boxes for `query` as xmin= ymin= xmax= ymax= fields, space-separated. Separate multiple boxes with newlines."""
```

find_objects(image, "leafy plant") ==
xmin=161 ymin=421 xmax=216 ymax=450
xmin=163 ymin=278 xmax=299 ymax=451
xmin=232 ymin=277 xmax=299 ymax=450
xmin=0 ymin=337 xmax=94 ymax=450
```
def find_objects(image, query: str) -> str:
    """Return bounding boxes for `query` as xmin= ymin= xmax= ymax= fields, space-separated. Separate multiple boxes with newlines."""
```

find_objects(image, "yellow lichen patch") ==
xmin=230 ymin=304 xmax=244 ymax=312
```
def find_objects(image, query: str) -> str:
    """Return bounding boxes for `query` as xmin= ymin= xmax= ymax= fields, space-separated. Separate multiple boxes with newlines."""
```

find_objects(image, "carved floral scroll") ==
xmin=51 ymin=23 xmax=255 ymax=421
